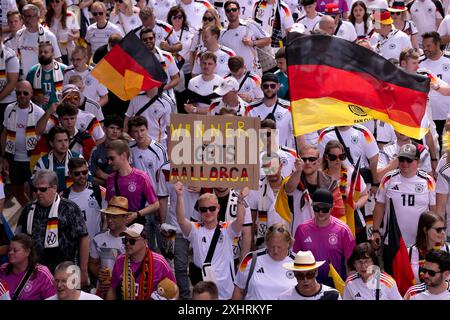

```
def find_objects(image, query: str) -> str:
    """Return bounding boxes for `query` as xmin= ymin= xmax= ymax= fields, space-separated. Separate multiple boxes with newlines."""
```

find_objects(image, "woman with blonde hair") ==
xmin=45 ymin=0 xmax=80 ymax=64
xmin=109 ymin=0 xmax=142 ymax=34
xmin=189 ymin=7 xmax=221 ymax=71
xmin=232 ymin=223 xmax=297 ymax=300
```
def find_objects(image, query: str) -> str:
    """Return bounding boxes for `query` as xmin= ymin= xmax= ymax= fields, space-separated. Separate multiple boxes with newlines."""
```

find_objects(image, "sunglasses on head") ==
xmin=92 ymin=12 xmax=104 ymax=16
xmin=421 ymin=267 xmax=441 ymax=277
xmin=327 ymin=153 xmax=346 ymax=161
xmin=203 ymin=16 xmax=214 ymax=22
xmin=268 ymin=225 xmax=287 ymax=233
xmin=198 ymin=206 xmax=217 ymax=213
xmin=262 ymin=83 xmax=277 ymax=90
xmin=122 ymin=238 xmax=138 ymax=245
xmin=32 ymin=186 xmax=51 ymax=193
xmin=225 ymin=7 xmax=239 ymax=13
xmin=313 ymin=205 xmax=331 ymax=213
xmin=295 ymin=270 xmax=316 ymax=280
xmin=16 ymin=91 xmax=30 ymax=96
xmin=398 ymin=156 xmax=414 ymax=163
xmin=72 ymin=170 xmax=88 ymax=177
xmin=432 ymin=226 xmax=447 ymax=233
xmin=172 ymin=14 xmax=183 ymax=20
xmin=301 ymin=156 xmax=318 ymax=163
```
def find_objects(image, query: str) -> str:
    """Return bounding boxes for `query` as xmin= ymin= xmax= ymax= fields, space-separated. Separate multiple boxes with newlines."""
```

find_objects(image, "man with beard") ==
xmin=404 ymin=250 xmax=450 ymax=300
xmin=26 ymin=42 xmax=67 ymax=111
xmin=245 ymin=73 xmax=294 ymax=149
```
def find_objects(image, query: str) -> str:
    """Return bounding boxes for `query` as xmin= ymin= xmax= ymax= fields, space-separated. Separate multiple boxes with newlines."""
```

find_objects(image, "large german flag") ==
xmin=91 ymin=33 xmax=167 ymax=101
xmin=286 ymin=34 xmax=430 ymax=139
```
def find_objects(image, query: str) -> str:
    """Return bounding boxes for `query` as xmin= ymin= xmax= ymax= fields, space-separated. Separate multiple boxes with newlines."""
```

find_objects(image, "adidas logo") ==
xmin=256 ymin=267 xmax=265 ymax=273
xmin=102 ymin=242 xmax=107 ymax=247
xmin=304 ymin=236 xmax=312 ymax=243
xmin=202 ymin=237 xmax=207 ymax=243
xmin=391 ymin=185 xmax=399 ymax=191
xmin=355 ymin=292 xmax=361 ymax=297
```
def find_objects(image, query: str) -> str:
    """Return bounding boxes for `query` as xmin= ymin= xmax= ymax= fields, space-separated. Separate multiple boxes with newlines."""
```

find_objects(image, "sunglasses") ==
xmin=64 ymin=94 xmax=80 ymax=100
xmin=268 ymin=225 xmax=287 ymax=233
xmin=295 ymin=270 xmax=316 ymax=280
xmin=122 ymin=238 xmax=139 ymax=245
xmin=225 ymin=7 xmax=239 ymax=13
xmin=421 ymin=268 xmax=441 ymax=277
xmin=32 ymin=186 xmax=52 ymax=193
xmin=398 ymin=157 xmax=414 ymax=163
xmin=142 ymin=37 xmax=155 ymax=42
xmin=391 ymin=11 xmax=402 ymax=15
xmin=203 ymin=16 xmax=214 ymax=22
xmin=198 ymin=206 xmax=217 ymax=213
xmin=313 ymin=205 xmax=331 ymax=213
xmin=92 ymin=12 xmax=104 ymax=16
xmin=72 ymin=170 xmax=88 ymax=177
xmin=16 ymin=91 xmax=30 ymax=96
xmin=327 ymin=153 xmax=346 ymax=161
xmin=432 ymin=227 xmax=447 ymax=233
xmin=262 ymin=83 xmax=277 ymax=90
xmin=301 ymin=156 xmax=318 ymax=163
xmin=172 ymin=14 xmax=183 ymax=20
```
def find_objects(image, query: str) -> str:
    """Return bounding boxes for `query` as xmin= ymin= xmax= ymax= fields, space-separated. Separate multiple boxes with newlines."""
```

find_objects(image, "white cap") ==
xmin=214 ymin=77 xmax=239 ymax=96
xmin=120 ymin=223 xmax=145 ymax=238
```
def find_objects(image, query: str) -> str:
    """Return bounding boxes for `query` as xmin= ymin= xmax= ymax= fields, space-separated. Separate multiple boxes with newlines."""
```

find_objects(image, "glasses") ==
xmin=142 ymin=37 xmax=155 ymax=42
xmin=398 ymin=157 xmax=414 ymax=163
xmin=16 ymin=91 xmax=30 ymax=96
xmin=262 ymin=83 xmax=277 ymax=90
xmin=64 ymin=94 xmax=80 ymax=100
xmin=295 ymin=270 xmax=316 ymax=280
xmin=122 ymin=238 xmax=138 ymax=245
xmin=92 ymin=12 xmax=104 ymax=16
xmin=172 ymin=14 xmax=183 ymax=20
xmin=421 ymin=268 xmax=441 ymax=277
xmin=392 ymin=11 xmax=402 ymax=15
xmin=432 ymin=227 xmax=447 ymax=233
xmin=198 ymin=206 xmax=217 ymax=213
xmin=203 ymin=16 xmax=214 ymax=22
xmin=23 ymin=14 xmax=38 ymax=19
xmin=72 ymin=170 xmax=88 ymax=177
xmin=327 ymin=153 xmax=346 ymax=161
xmin=50 ymin=0 xmax=61 ymax=3
xmin=225 ymin=7 xmax=239 ymax=13
xmin=301 ymin=157 xmax=318 ymax=163
xmin=313 ymin=205 xmax=331 ymax=213
xmin=32 ymin=186 xmax=51 ymax=193
xmin=354 ymin=258 xmax=372 ymax=266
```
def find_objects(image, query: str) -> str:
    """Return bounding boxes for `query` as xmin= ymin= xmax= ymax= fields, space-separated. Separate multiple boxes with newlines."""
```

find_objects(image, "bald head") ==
xmin=318 ymin=16 xmax=336 ymax=36
xmin=16 ymin=80 xmax=33 ymax=107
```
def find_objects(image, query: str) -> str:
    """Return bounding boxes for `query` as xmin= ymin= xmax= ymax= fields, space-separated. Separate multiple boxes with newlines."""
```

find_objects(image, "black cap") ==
xmin=311 ymin=188 xmax=333 ymax=206
xmin=261 ymin=72 xmax=279 ymax=84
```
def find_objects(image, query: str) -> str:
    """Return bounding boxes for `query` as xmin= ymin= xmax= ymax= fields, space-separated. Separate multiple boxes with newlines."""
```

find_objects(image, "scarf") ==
xmin=254 ymin=0 xmax=283 ymax=48
xmin=26 ymin=194 xmax=61 ymax=249
xmin=325 ymin=167 xmax=348 ymax=200
xmin=256 ymin=177 xmax=270 ymax=246
xmin=122 ymin=247 xmax=154 ymax=300
xmin=4 ymin=103 xmax=38 ymax=157
xmin=32 ymin=60 xmax=64 ymax=96
xmin=0 ymin=48 xmax=6 ymax=90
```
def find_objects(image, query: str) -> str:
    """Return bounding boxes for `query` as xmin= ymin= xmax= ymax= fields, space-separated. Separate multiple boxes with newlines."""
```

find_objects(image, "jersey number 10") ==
xmin=401 ymin=194 xmax=415 ymax=206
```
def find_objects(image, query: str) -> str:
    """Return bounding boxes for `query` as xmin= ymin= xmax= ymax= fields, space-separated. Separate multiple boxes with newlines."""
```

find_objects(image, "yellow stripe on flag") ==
xmin=328 ymin=262 xmax=345 ymax=297
xmin=291 ymin=97 xmax=428 ymax=140
xmin=91 ymin=61 xmax=143 ymax=101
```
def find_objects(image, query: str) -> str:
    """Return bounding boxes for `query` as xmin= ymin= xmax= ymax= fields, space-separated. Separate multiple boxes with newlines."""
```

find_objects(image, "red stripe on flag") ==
xmin=288 ymin=64 xmax=427 ymax=129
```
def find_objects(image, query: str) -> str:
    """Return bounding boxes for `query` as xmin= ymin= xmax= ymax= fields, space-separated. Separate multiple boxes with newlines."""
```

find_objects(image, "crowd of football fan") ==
xmin=1 ymin=0 xmax=450 ymax=301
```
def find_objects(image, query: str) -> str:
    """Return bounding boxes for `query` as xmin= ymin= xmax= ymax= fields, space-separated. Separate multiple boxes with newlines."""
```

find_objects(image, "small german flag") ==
xmin=91 ymin=33 xmax=167 ymax=101
xmin=286 ymin=34 xmax=430 ymax=139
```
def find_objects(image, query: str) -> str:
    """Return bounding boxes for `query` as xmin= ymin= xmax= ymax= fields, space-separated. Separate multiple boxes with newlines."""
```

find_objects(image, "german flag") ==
xmin=286 ymin=34 xmax=430 ymax=139
xmin=91 ymin=33 xmax=167 ymax=101
xmin=383 ymin=198 xmax=415 ymax=296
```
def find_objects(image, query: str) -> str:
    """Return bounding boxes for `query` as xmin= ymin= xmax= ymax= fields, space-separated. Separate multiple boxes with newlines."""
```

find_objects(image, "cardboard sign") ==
xmin=168 ymin=114 xmax=261 ymax=190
